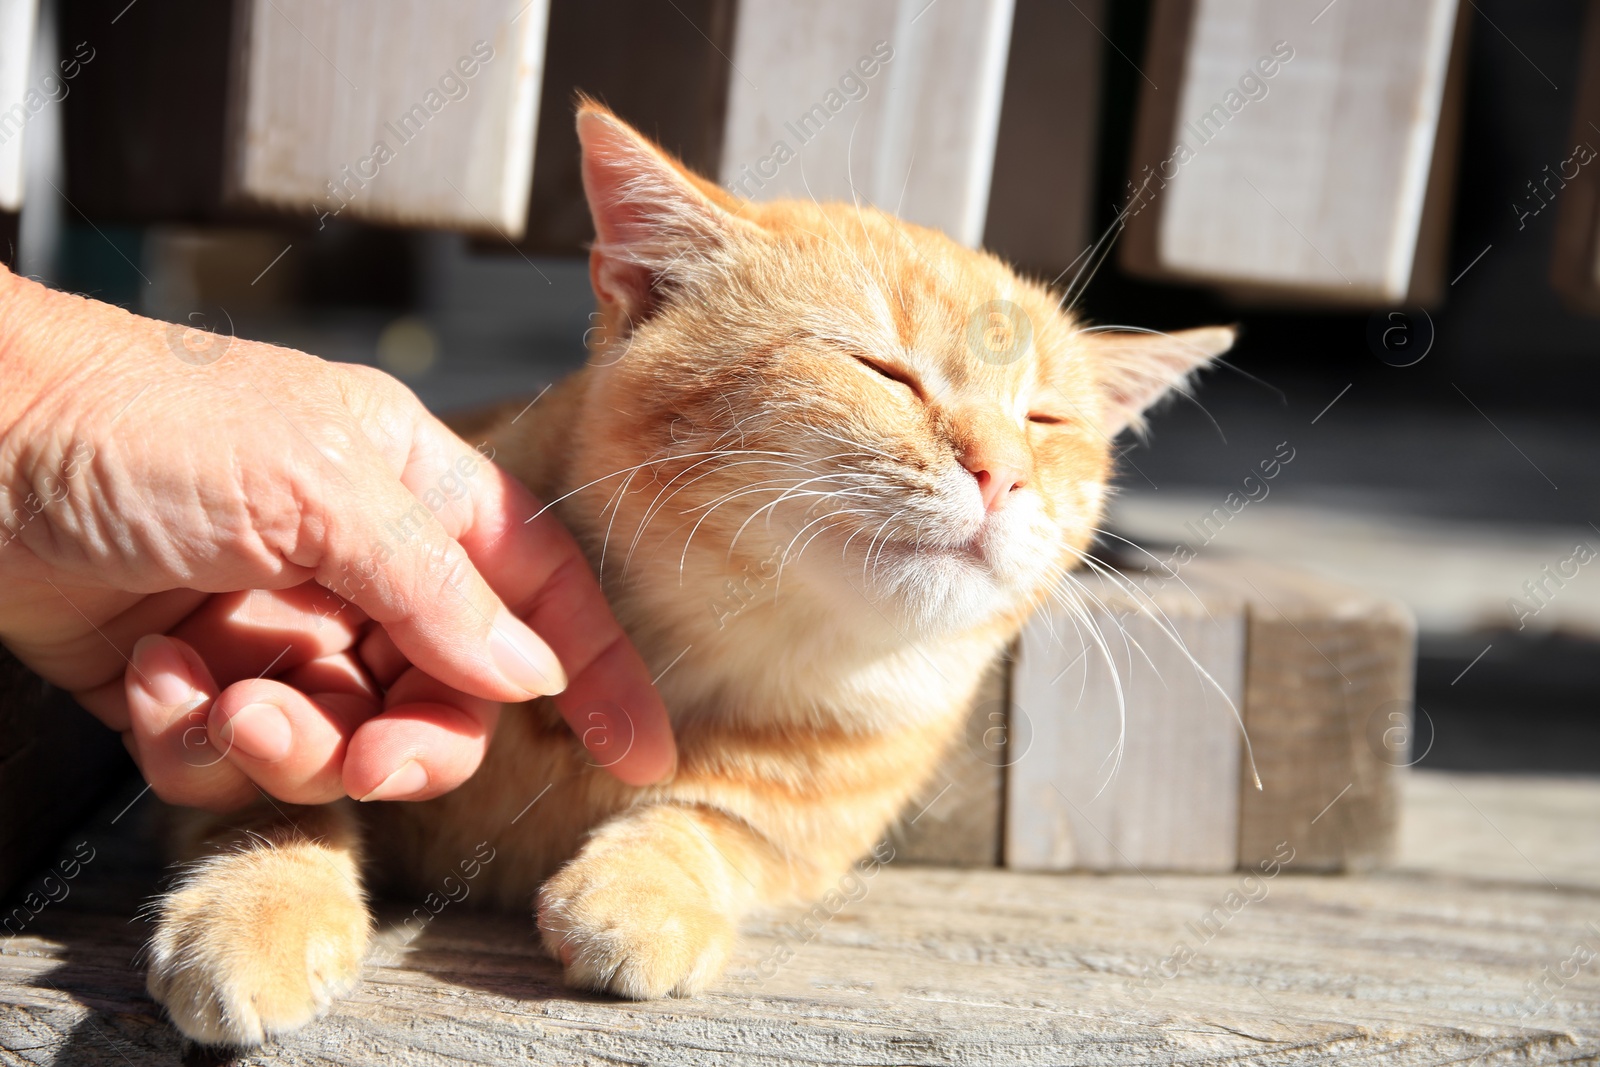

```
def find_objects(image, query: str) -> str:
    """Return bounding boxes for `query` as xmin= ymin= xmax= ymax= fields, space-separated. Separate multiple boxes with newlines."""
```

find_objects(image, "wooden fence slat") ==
xmin=0 ymin=0 xmax=39 ymax=213
xmin=228 ymin=0 xmax=548 ymax=235
xmin=719 ymin=0 xmax=1015 ymax=248
xmin=1121 ymin=0 xmax=1463 ymax=305
xmin=1007 ymin=571 xmax=1247 ymax=872
xmin=1189 ymin=556 xmax=1415 ymax=873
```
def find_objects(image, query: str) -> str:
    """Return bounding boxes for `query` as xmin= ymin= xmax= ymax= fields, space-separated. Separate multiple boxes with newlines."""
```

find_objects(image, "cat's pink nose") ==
xmin=969 ymin=463 xmax=1026 ymax=513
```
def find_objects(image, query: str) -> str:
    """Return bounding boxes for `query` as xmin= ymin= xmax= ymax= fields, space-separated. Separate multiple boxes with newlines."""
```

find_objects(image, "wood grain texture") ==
xmin=719 ymin=0 xmax=1015 ymax=248
xmin=1008 ymin=570 xmax=1246 ymax=872
xmin=2 ymin=773 xmax=1597 ymax=1065
xmin=1122 ymin=0 xmax=1462 ymax=305
xmin=1187 ymin=556 xmax=1416 ymax=873
xmin=229 ymin=0 xmax=547 ymax=234
xmin=0 ymin=0 xmax=38 ymax=212
xmin=1396 ymin=771 xmax=1600 ymax=890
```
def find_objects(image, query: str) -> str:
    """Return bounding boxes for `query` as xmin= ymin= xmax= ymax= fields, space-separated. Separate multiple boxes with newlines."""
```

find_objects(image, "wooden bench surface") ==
xmin=2 ymin=769 xmax=1597 ymax=1065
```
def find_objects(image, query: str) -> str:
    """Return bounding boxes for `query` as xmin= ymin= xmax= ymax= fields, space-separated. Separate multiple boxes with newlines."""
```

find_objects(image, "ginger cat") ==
xmin=144 ymin=103 xmax=1234 ymax=1045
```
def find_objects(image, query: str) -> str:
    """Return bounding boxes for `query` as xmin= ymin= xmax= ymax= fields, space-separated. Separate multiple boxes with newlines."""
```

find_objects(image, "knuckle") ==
xmin=415 ymin=535 xmax=476 ymax=600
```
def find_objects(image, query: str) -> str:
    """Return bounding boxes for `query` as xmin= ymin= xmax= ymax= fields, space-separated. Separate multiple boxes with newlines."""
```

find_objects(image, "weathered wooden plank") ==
xmin=1008 ymin=569 xmax=1246 ymax=872
xmin=719 ymin=0 xmax=1015 ymax=248
xmin=4 ymin=773 xmax=1599 ymax=1065
xmin=1187 ymin=556 xmax=1415 ymax=873
xmin=4 ymin=774 xmax=1599 ymax=1063
xmin=0 ymin=0 xmax=39 ymax=213
xmin=228 ymin=0 xmax=548 ymax=234
xmin=1396 ymin=771 xmax=1600 ymax=890
xmin=1122 ymin=0 xmax=1463 ymax=305
xmin=979 ymin=0 xmax=1104 ymax=280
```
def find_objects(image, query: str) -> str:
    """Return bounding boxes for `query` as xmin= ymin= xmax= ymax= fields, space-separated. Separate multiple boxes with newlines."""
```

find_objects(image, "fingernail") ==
xmin=358 ymin=759 xmax=429 ymax=802
xmin=489 ymin=608 xmax=568 ymax=697
xmin=130 ymin=635 xmax=202 ymax=725
xmin=217 ymin=702 xmax=292 ymax=763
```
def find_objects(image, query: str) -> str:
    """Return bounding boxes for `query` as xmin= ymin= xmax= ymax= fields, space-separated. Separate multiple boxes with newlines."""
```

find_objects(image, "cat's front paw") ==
xmin=537 ymin=852 xmax=736 ymax=999
xmin=146 ymin=840 xmax=370 ymax=1045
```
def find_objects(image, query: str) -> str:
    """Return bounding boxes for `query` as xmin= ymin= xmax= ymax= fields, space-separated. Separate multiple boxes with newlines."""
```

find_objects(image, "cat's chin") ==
xmin=783 ymin=535 xmax=1030 ymax=639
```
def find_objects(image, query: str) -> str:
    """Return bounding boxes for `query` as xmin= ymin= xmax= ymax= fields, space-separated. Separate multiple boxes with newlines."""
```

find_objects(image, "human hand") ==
xmin=0 ymin=266 xmax=674 ymax=811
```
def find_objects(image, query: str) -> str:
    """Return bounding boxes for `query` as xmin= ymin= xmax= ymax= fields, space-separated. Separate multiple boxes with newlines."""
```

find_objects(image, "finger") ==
xmin=170 ymin=584 xmax=368 ymax=688
xmin=76 ymin=584 xmax=363 ymax=730
xmin=280 ymin=650 xmax=380 ymax=702
xmin=37 ymin=586 xmax=212 ymax=731
xmin=302 ymin=411 xmax=567 ymax=706
xmin=206 ymin=661 xmax=378 ymax=805
xmin=440 ymin=451 xmax=676 ymax=786
xmin=125 ymin=635 xmax=256 ymax=812
xmin=342 ymin=666 xmax=500 ymax=802
xmin=356 ymin=626 xmax=409 ymax=690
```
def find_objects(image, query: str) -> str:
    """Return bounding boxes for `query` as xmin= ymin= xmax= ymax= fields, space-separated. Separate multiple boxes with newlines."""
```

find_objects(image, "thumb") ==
xmin=310 ymin=449 xmax=567 ymax=705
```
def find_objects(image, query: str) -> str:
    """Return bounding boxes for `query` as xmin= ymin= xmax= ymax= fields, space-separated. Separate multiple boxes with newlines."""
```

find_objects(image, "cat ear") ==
xmin=576 ymin=102 xmax=743 ymax=325
xmin=1089 ymin=325 xmax=1237 ymax=436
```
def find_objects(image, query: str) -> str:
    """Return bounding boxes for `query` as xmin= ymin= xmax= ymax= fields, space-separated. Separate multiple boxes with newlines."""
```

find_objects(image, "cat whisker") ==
xmin=529 ymin=449 xmax=805 ymax=521
xmin=678 ymin=474 xmax=862 ymax=580
xmin=1060 ymin=541 xmax=1261 ymax=792
xmin=626 ymin=454 xmax=828 ymax=576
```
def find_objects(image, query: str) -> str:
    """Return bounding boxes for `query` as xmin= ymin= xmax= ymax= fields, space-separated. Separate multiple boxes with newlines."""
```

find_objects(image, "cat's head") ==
xmin=570 ymin=104 xmax=1233 ymax=640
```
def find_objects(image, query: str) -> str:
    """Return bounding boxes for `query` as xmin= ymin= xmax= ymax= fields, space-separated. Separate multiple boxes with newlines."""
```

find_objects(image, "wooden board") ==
xmin=228 ymin=0 xmax=548 ymax=235
xmin=2 ymin=774 xmax=1597 ymax=1065
xmin=1008 ymin=569 xmax=1246 ymax=871
xmin=1396 ymin=771 xmax=1600 ymax=890
xmin=1121 ymin=0 xmax=1463 ymax=305
xmin=978 ymin=0 xmax=1104 ymax=280
xmin=0 ymin=0 xmax=38 ymax=213
xmin=719 ymin=0 xmax=1015 ymax=248
xmin=1187 ymin=556 xmax=1416 ymax=873
xmin=1551 ymin=0 xmax=1600 ymax=315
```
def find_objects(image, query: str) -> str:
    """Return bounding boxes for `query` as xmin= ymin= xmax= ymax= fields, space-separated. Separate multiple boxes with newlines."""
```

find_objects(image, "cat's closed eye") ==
xmin=851 ymin=352 xmax=922 ymax=398
xmin=1027 ymin=412 xmax=1067 ymax=426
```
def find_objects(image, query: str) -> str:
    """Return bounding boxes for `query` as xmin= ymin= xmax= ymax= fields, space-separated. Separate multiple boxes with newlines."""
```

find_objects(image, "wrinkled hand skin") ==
xmin=0 ymin=265 xmax=503 ymax=720
xmin=0 ymin=264 xmax=673 ymax=811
